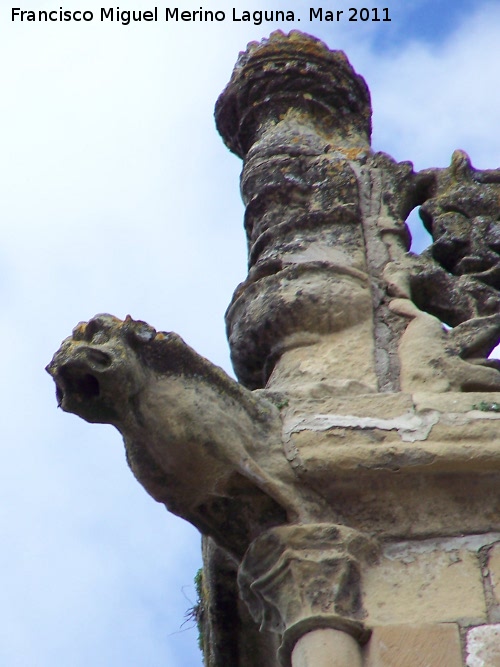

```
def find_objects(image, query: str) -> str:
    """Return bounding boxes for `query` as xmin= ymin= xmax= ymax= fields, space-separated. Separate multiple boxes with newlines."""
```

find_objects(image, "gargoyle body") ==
xmin=46 ymin=314 xmax=310 ymax=557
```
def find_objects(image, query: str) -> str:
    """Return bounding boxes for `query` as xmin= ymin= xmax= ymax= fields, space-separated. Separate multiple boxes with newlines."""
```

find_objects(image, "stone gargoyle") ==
xmin=46 ymin=314 xmax=319 ymax=558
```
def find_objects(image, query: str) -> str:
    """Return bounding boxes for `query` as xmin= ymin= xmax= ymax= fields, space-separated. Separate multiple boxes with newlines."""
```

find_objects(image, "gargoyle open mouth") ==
xmin=54 ymin=364 xmax=101 ymax=407
xmin=48 ymin=346 xmax=114 ymax=407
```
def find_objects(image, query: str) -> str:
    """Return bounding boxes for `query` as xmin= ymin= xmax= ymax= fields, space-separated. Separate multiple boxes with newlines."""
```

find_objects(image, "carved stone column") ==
xmin=291 ymin=630 xmax=363 ymax=667
xmin=237 ymin=523 xmax=377 ymax=666
xmin=215 ymin=31 xmax=378 ymax=396
xmin=215 ymin=31 xmax=429 ymax=397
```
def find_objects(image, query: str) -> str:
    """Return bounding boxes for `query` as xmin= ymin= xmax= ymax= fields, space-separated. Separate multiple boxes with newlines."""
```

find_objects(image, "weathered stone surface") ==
xmin=365 ymin=623 xmax=463 ymax=667
xmin=390 ymin=298 xmax=500 ymax=393
xmin=391 ymin=151 xmax=500 ymax=385
xmin=284 ymin=406 xmax=500 ymax=475
xmin=237 ymin=523 xmax=377 ymax=665
xmin=363 ymin=537 xmax=487 ymax=626
xmin=466 ymin=624 xmax=500 ymax=667
xmin=289 ymin=469 xmax=500 ymax=538
xmin=486 ymin=543 xmax=500 ymax=617
xmin=215 ymin=30 xmax=372 ymax=159
xmin=282 ymin=388 xmax=415 ymax=418
xmin=226 ymin=264 xmax=376 ymax=391
xmin=413 ymin=391 xmax=500 ymax=413
xmin=420 ymin=150 xmax=500 ymax=292
xmin=201 ymin=537 xmax=280 ymax=667
xmin=265 ymin=324 xmax=379 ymax=396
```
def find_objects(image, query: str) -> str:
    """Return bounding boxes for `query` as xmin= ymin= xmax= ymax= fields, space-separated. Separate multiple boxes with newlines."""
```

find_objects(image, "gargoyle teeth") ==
xmin=55 ymin=383 xmax=64 ymax=408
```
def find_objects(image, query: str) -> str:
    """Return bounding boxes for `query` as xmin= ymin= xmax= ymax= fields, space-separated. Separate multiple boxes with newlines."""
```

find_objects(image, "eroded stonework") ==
xmin=47 ymin=31 xmax=500 ymax=667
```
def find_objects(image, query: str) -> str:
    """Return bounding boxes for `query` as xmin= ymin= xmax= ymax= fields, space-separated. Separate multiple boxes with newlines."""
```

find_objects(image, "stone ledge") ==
xmin=283 ymin=391 xmax=500 ymax=478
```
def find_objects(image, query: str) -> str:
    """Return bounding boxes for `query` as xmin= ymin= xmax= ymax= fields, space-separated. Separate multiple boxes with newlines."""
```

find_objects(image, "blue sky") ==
xmin=1 ymin=1 xmax=499 ymax=665
xmin=378 ymin=0 xmax=479 ymax=47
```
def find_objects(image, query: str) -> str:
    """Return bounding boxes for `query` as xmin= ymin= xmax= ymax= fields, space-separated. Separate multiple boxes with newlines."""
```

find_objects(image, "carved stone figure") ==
xmin=46 ymin=313 xmax=324 ymax=558
xmin=47 ymin=31 xmax=500 ymax=667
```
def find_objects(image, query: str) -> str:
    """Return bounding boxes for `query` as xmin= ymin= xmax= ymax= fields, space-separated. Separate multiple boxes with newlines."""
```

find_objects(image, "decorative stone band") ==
xmin=237 ymin=523 xmax=378 ymax=667
xmin=226 ymin=262 xmax=371 ymax=389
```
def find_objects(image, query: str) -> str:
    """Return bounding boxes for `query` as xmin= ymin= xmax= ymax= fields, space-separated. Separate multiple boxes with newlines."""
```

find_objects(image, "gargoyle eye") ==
xmin=86 ymin=349 xmax=112 ymax=368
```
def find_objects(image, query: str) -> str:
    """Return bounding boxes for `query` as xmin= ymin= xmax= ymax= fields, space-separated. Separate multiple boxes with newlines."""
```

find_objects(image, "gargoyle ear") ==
xmin=123 ymin=316 xmax=157 ymax=345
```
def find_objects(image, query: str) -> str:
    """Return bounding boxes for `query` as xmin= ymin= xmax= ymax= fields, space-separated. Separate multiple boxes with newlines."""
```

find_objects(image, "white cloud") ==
xmin=366 ymin=3 xmax=500 ymax=169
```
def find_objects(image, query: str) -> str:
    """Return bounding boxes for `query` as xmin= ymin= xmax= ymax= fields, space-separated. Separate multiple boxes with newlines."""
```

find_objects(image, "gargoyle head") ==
xmin=46 ymin=314 xmax=155 ymax=425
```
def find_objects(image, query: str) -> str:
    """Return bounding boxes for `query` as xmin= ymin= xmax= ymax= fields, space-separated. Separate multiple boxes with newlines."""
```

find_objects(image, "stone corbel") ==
xmin=237 ymin=523 xmax=378 ymax=666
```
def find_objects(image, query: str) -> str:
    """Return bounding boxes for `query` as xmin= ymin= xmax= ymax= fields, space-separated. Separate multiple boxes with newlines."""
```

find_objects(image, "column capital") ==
xmin=237 ymin=523 xmax=378 ymax=666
